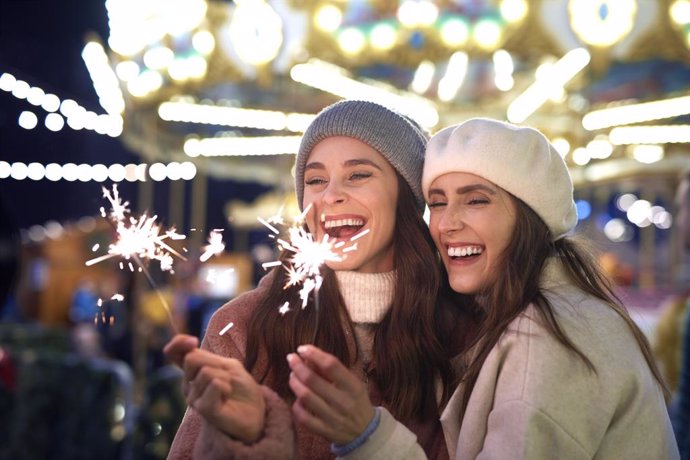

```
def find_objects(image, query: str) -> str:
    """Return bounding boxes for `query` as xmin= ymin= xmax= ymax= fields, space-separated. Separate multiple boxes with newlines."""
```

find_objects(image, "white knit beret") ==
xmin=295 ymin=100 xmax=428 ymax=213
xmin=422 ymin=118 xmax=577 ymax=240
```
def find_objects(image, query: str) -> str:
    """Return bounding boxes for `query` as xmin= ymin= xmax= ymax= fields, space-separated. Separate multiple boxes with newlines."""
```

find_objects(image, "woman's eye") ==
xmin=468 ymin=198 xmax=489 ymax=205
xmin=428 ymin=202 xmax=446 ymax=208
xmin=305 ymin=177 xmax=326 ymax=186
xmin=349 ymin=171 xmax=372 ymax=181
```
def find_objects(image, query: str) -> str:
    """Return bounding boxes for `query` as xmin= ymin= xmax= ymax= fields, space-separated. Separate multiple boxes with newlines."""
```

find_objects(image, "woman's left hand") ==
xmin=287 ymin=344 xmax=376 ymax=445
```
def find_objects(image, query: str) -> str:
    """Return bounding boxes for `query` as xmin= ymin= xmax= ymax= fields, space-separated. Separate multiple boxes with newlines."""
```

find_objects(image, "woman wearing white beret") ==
xmin=420 ymin=118 xmax=679 ymax=459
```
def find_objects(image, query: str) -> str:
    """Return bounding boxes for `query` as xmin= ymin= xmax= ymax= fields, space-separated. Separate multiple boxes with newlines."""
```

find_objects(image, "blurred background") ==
xmin=1 ymin=0 xmax=689 ymax=458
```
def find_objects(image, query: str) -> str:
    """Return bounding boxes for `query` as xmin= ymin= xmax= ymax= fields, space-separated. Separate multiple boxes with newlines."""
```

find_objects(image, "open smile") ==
xmin=321 ymin=214 xmax=367 ymax=239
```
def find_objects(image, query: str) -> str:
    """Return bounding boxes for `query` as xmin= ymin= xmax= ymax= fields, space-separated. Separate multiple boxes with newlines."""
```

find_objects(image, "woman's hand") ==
xmin=164 ymin=334 xmax=266 ymax=443
xmin=287 ymin=344 xmax=376 ymax=445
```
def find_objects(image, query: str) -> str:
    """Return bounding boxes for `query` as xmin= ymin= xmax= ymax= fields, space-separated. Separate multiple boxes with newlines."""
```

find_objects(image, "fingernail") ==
xmin=286 ymin=353 xmax=295 ymax=364
xmin=297 ymin=345 xmax=308 ymax=355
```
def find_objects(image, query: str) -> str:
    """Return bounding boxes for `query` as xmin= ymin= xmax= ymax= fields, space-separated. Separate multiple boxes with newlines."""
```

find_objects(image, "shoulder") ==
xmin=201 ymin=271 xmax=276 ymax=358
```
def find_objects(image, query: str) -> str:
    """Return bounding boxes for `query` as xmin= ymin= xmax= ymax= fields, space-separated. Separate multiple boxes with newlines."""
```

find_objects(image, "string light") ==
xmin=290 ymin=59 xmax=439 ymax=128
xmin=0 ymin=161 xmax=196 ymax=182
xmin=1 ymin=71 xmax=123 ymax=137
xmin=159 ymin=101 xmax=314 ymax=132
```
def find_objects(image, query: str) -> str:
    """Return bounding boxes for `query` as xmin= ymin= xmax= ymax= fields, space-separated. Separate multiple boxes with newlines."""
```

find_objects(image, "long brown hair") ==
xmin=245 ymin=174 xmax=454 ymax=421
xmin=458 ymin=198 xmax=669 ymax=414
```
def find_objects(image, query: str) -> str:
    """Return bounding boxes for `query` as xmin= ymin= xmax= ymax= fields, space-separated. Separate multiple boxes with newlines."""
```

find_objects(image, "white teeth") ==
xmin=324 ymin=218 xmax=364 ymax=229
xmin=447 ymin=246 xmax=483 ymax=257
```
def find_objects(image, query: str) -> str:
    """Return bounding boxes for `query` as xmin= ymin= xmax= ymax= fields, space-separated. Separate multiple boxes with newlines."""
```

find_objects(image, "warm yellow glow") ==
xmin=397 ymin=1 xmax=438 ymax=27
xmin=192 ymin=30 xmax=216 ymax=55
xmin=582 ymin=95 xmax=690 ymax=130
xmin=229 ymin=1 xmax=283 ymax=65
xmin=127 ymin=70 xmax=163 ymax=97
xmin=338 ymin=28 xmax=366 ymax=55
xmin=630 ymin=144 xmax=665 ymax=164
xmin=568 ymin=0 xmax=636 ymax=46
xmin=572 ymin=147 xmax=590 ymax=165
xmin=158 ymin=101 xmax=314 ymax=132
xmin=670 ymin=0 xmax=690 ymax=25
xmin=143 ymin=46 xmax=174 ymax=70
xmin=438 ymin=52 xmax=468 ymax=102
xmin=586 ymin=137 xmax=613 ymax=159
xmin=500 ymin=0 xmax=528 ymax=23
xmin=473 ymin=18 xmax=503 ymax=49
xmin=609 ymin=125 xmax=690 ymax=144
xmin=552 ymin=137 xmax=571 ymax=158
xmin=184 ymin=136 xmax=303 ymax=157
xmin=410 ymin=61 xmax=436 ymax=94
xmin=290 ymin=59 xmax=439 ymax=128
xmin=106 ymin=0 xmax=207 ymax=56
xmin=493 ymin=50 xmax=514 ymax=92
xmin=507 ymin=48 xmax=590 ymax=123
xmin=315 ymin=5 xmax=342 ymax=32
xmin=115 ymin=61 xmax=140 ymax=82
xmin=370 ymin=23 xmax=398 ymax=50
xmin=440 ymin=17 xmax=470 ymax=47
xmin=82 ymin=41 xmax=126 ymax=115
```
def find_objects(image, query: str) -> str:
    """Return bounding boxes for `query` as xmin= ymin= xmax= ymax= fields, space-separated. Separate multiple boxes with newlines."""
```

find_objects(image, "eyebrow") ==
xmin=428 ymin=183 xmax=498 ymax=197
xmin=304 ymin=158 xmax=384 ymax=172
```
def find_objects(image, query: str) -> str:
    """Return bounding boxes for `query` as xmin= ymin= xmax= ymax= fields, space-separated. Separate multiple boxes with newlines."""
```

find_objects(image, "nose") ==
xmin=436 ymin=208 xmax=464 ymax=234
xmin=322 ymin=179 xmax=347 ymax=205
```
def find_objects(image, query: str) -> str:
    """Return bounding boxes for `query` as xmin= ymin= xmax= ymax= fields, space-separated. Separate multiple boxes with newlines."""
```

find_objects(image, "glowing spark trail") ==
xmin=200 ymin=229 xmax=225 ymax=262
xmin=229 ymin=203 xmax=371 ymax=339
xmin=219 ymin=322 xmax=234 ymax=336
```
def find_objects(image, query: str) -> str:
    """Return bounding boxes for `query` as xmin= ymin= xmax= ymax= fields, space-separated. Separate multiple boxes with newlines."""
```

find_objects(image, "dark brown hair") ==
xmin=458 ymin=198 xmax=669 ymax=414
xmin=245 ymin=174 xmax=454 ymax=421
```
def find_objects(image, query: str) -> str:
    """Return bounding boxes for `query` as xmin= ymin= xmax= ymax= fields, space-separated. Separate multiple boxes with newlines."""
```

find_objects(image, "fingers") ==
xmin=187 ymin=366 xmax=233 ymax=405
xmin=290 ymin=396 xmax=332 ymax=440
xmin=288 ymin=345 xmax=377 ymax=444
xmin=288 ymin=365 xmax=335 ymax=417
xmin=294 ymin=345 xmax=361 ymax=394
xmin=163 ymin=334 xmax=199 ymax=367
xmin=182 ymin=349 xmax=243 ymax=383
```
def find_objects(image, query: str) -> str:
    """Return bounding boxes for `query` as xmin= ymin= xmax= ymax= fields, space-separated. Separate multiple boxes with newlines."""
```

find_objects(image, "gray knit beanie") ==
xmin=295 ymin=100 xmax=428 ymax=212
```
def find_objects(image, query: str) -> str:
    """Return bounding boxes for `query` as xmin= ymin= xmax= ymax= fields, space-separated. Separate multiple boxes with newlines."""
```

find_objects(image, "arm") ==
xmin=288 ymin=345 xmax=429 ymax=460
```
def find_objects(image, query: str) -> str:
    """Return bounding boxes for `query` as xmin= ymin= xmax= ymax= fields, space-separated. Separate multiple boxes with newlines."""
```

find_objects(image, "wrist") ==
xmin=330 ymin=407 xmax=381 ymax=457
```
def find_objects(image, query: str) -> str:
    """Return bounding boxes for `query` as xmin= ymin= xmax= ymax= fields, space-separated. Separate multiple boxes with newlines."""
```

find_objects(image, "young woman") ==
xmin=164 ymin=100 xmax=462 ymax=459
xmin=289 ymin=117 xmax=680 ymax=459
xmin=422 ymin=118 xmax=678 ymax=459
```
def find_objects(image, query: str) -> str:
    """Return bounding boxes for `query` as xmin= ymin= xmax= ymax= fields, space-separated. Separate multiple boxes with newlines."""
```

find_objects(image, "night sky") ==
xmin=0 ymin=0 xmax=271 ymax=243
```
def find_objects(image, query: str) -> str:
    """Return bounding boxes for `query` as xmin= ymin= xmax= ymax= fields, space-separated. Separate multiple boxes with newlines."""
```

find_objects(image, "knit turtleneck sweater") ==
xmin=335 ymin=270 xmax=395 ymax=374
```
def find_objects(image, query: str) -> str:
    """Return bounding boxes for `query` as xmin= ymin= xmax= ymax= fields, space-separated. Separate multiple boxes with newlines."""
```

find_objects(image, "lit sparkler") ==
xmin=87 ymin=184 xmax=187 ymax=332
xmin=86 ymin=185 xmax=187 ymax=272
xmin=241 ymin=204 xmax=369 ymax=342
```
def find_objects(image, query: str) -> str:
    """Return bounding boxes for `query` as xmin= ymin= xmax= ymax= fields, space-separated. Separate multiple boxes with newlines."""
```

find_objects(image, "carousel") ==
xmin=80 ymin=0 xmax=690 ymax=289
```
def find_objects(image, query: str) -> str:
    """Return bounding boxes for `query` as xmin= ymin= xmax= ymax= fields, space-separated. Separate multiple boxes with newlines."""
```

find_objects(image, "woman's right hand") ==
xmin=164 ymin=334 xmax=266 ymax=443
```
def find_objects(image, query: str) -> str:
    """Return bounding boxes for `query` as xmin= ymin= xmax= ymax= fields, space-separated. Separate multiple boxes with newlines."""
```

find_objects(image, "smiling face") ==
xmin=427 ymin=172 xmax=517 ymax=295
xmin=302 ymin=136 xmax=400 ymax=273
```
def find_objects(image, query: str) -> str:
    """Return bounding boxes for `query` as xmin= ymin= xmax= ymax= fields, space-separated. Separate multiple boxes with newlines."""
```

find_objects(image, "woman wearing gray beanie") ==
xmin=412 ymin=118 xmax=675 ymax=460
xmin=163 ymin=100 xmax=468 ymax=459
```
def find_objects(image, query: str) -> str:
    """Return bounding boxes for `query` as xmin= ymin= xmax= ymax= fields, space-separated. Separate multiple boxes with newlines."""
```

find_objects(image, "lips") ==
xmin=321 ymin=215 xmax=366 ymax=239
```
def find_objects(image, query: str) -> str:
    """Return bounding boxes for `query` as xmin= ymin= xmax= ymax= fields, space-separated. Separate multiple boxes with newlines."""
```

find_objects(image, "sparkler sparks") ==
xmin=257 ymin=203 xmax=369 ymax=310
xmin=200 ymin=229 xmax=226 ymax=262
xmin=86 ymin=185 xmax=187 ymax=273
